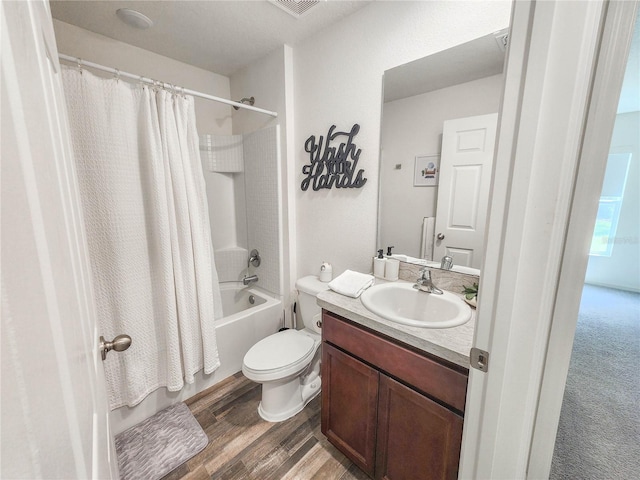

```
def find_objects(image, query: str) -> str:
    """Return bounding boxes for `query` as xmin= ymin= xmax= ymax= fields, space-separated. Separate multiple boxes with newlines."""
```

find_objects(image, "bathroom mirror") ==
xmin=377 ymin=30 xmax=508 ymax=271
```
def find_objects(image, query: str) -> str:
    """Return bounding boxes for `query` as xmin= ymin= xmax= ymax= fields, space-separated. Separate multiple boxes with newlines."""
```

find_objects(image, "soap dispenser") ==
xmin=373 ymin=249 xmax=386 ymax=278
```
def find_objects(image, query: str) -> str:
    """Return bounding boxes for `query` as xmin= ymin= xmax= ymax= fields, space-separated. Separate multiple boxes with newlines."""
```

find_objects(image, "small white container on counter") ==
xmin=319 ymin=262 xmax=333 ymax=282
xmin=384 ymin=258 xmax=400 ymax=281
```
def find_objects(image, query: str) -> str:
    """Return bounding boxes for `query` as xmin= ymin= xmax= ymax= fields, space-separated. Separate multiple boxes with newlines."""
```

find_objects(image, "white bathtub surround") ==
xmin=243 ymin=125 xmax=283 ymax=297
xmin=202 ymin=126 xmax=283 ymax=296
xmin=199 ymin=133 xmax=244 ymax=173
xmin=62 ymin=67 xmax=222 ymax=409
xmin=215 ymin=246 xmax=249 ymax=282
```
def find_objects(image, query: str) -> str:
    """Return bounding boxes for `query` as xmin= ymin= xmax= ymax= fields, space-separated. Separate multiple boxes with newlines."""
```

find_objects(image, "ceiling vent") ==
xmin=269 ymin=0 xmax=321 ymax=19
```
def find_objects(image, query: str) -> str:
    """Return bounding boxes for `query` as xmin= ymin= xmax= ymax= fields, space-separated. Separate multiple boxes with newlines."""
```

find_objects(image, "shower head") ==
xmin=233 ymin=96 xmax=255 ymax=110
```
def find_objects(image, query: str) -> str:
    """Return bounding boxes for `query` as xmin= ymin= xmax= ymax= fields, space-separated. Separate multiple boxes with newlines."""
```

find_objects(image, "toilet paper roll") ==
xmin=384 ymin=259 xmax=400 ymax=281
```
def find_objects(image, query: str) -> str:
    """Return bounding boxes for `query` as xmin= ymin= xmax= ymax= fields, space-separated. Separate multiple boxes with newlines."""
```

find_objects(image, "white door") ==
xmin=433 ymin=113 xmax=498 ymax=268
xmin=1 ymin=1 xmax=117 ymax=478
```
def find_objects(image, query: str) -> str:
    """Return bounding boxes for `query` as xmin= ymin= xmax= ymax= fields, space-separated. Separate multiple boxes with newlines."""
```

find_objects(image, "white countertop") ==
xmin=317 ymin=279 xmax=475 ymax=369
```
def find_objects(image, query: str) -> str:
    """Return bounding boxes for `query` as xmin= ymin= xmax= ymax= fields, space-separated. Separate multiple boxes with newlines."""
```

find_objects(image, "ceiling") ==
xmin=383 ymin=11 xmax=638 ymax=114
xmin=49 ymin=2 xmax=638 ymax=112
xmin=383 ymin=30 xmax=507 ymax=103
xmin=49 ymin=1 xmax=371 ymax=76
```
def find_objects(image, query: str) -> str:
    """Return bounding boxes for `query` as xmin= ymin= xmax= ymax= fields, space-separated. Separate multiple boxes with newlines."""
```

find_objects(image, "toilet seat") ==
xmin=243 ymin=330 xmax=319 ymax=382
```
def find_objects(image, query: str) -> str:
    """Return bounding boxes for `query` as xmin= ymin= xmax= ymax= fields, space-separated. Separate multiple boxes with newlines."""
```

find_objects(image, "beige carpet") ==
xmin=550 ymin=284 xmax=639 ymax=479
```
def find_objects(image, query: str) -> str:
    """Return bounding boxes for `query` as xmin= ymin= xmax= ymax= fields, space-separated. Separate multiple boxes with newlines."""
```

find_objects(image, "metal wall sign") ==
xmin=301 ymin=124 xmax=367 ymax=191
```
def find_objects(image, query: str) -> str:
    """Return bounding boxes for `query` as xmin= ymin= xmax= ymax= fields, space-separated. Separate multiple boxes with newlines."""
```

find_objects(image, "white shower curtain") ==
xmin=61 ymin=67 xmax=222 ymax=409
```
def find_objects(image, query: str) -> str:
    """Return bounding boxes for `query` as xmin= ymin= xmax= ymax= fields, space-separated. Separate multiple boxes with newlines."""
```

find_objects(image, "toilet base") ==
xmin=257 ymin=374 xmax=321 ymax=422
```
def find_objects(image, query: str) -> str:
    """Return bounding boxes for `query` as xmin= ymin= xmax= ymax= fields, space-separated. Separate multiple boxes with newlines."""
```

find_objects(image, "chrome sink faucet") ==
xmin=413 ymin=267 xmax=443 ymax=295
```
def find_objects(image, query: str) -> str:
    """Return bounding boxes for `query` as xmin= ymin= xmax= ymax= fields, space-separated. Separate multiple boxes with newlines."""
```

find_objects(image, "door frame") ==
xmin=1 ymin=1 xmax=118 ymax=477
xmin=527 ymin=1 xmax=638 ymax=477
xmin=458 ymin=0 xmax=637 ymax=478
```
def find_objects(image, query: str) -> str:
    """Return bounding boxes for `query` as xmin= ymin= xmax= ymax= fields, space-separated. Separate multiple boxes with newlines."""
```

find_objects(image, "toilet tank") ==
xmin=295 ymin=275 xmax=329 ymax=334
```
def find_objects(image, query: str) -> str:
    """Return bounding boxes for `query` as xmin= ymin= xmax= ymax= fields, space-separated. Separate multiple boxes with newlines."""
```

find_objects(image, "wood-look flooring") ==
xmin=161 ymin=372 xmax=369 ymax=480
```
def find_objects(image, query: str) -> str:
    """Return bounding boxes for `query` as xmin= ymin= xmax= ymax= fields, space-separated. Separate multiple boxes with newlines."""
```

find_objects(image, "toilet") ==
xmin=242 ymin=275 xmax=328 ymax=422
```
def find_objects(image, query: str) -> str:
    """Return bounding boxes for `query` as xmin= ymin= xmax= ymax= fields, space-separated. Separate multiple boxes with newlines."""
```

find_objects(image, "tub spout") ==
xmin=243 ymin=274 xmax=259 ymax=286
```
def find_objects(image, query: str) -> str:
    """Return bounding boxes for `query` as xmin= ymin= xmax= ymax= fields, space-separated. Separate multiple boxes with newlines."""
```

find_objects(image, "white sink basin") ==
xmin=360 ymin=282 xmax=472 ymax=328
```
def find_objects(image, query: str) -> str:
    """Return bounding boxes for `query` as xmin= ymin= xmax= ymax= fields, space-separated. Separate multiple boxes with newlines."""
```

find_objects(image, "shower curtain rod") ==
xmin=58 ymin=53 xmax=278 ymax=118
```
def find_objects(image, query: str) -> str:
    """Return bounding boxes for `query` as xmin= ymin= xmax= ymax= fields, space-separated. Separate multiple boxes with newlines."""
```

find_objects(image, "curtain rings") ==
xmin=114 ymin=68 xmax=120 ymax=83
xmin=76 ymin=57 xmax=83 ymax=74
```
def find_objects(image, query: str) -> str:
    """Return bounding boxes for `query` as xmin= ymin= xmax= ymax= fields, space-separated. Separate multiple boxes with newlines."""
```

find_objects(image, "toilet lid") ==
xmin=244 ymin=330 xmax=315 ymax=372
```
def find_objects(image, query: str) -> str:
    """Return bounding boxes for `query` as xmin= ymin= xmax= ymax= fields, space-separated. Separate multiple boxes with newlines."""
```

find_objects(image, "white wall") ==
xmin=585 ymin=111 xmax=640 ymax=291
xmin=243 ymin=126 xmax=283 ymax=297
xmin=293 ymin=1 xmax=512 ymax=279
xmin=379 ymin=74 xmax=503 ymax=258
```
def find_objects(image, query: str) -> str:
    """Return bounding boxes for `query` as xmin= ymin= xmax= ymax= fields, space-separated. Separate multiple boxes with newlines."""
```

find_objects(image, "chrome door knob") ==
xmin=437 ymin=233 xmax=445 ymax=240
xmin=100 ymin=334 xmax=132 ymax=361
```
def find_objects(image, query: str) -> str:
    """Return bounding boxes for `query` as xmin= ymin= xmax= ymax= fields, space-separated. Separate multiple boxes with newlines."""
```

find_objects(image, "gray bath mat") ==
xmin=115 ymin=402 xmax=208 ymax=480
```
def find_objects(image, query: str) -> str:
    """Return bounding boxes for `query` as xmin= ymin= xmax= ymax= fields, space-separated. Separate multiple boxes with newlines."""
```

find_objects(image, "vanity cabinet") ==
xmin=321 ymin=310 xmax=468 ymax=480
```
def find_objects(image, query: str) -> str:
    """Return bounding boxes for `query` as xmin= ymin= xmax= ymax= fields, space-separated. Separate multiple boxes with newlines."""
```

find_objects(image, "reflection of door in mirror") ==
xmin=433 ymin=113 xmax=498 ymax=269
xmin=377 ymin=31 xmax=507 ymax=265
xmin=378 ymin=71 xmax=504 ymax=261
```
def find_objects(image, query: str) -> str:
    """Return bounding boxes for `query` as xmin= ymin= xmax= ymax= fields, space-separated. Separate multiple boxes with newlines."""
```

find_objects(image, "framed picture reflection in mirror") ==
xmin=414 ymin=154 xmax=439 ymax=187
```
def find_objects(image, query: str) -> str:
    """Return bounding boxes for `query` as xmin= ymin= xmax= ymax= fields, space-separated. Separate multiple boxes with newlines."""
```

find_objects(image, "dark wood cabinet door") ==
xmin=322 ymin=343 xmax=379 ymax=477
xmin=375 ymin=375 xmax=463 ymax=480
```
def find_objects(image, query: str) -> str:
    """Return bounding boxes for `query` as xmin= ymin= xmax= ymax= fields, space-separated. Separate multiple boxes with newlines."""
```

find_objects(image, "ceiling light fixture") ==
xmin=116 ymin=8 xmax=154 ymax=30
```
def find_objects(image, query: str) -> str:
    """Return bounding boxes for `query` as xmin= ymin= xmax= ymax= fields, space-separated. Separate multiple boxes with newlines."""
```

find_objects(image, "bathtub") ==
xmin=111 ymin=282 xmax=282 ymax=434
xmin=213 ymin=283 xmax=283 ymax=380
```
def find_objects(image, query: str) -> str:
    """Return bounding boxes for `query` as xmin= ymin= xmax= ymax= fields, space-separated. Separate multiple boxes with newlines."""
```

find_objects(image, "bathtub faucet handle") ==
xmin=248 ymin=249 xmax=261 ymax=268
